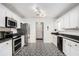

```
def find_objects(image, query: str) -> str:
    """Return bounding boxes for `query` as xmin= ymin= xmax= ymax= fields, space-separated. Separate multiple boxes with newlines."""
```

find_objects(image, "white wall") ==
xmin=43 ymin=18 xmax=54 ymax=43
xmin=23 ymin=18 xmax=55 ymax=43
xmin=0 ymin=4 xmax=22 ymax=33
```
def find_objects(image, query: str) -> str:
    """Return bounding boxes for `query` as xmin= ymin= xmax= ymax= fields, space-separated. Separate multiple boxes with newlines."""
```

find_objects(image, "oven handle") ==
xmin=13 ymin=36 xmax=21 ymax=39
xmin=13 ymin=37 xmax=21 ymax=41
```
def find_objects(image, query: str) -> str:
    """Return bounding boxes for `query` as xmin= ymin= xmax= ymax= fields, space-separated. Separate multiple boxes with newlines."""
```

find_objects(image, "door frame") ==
xmin=36 ymin=22 xmax=44 ymax=40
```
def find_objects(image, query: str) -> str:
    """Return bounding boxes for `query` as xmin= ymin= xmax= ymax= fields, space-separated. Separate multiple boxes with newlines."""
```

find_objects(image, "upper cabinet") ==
xmin=0 ymin=4 xmax=6 ymax=27
xmin=69 ymin=6 xmax=79 ymax=29
xmin=56 ymin=5 xmax=79 ymax=31
xmin=63 ymin=13 xmax=70 ymax=29
xmin=0 ymin=4 xmax=21 ymax=28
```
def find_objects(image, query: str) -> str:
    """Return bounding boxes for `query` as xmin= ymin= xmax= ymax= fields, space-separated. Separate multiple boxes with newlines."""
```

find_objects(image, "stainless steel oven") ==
xmin=12 ymin=35 xmax=21 ymax=55
xmin=5 ymin=17 xmax=17 ymax=28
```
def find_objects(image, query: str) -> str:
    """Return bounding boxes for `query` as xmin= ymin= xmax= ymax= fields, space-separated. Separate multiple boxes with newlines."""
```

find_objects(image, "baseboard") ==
xmin=36 ymin=38 xmax=43 ymax=40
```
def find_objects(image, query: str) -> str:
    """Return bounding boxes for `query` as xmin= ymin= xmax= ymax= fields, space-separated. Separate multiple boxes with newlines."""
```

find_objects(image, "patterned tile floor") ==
xmin=16 ymin=40 xmax=65 ymax=56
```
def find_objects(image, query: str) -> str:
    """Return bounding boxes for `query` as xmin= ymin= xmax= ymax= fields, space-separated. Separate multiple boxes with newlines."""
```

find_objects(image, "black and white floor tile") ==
xmin=15 ymin=40 xmax=65 ymax=56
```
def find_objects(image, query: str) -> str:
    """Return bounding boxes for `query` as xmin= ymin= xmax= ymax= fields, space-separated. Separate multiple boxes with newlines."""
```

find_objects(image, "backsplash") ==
xmin=0 ymin=27 xmax=11 ymax=32
xmin=59 ymin=30 xmax=79 ymax=36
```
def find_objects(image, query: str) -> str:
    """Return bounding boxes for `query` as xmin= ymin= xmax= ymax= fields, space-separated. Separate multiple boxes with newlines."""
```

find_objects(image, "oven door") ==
xmin=12 ymin=36 xmax=21 ymax=55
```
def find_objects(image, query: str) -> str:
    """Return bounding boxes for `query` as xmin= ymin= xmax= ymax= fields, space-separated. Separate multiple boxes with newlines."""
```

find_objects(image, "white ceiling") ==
xmin=2 ymin=3 xmax=79 ymax=19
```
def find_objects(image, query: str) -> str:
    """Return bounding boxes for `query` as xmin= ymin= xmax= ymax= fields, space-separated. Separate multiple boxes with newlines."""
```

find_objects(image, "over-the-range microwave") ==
xmin=5 ymin=16 xmax=17 ymax=28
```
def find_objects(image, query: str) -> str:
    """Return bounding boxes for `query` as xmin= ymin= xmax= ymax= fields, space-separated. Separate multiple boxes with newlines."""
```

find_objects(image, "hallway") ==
xmin=16 ymin=40 xmax=65 ymax=56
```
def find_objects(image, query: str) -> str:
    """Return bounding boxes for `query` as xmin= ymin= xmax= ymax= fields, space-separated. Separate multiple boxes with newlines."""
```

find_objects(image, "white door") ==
xmin=36 ymin=22 xmax=44 ymax=40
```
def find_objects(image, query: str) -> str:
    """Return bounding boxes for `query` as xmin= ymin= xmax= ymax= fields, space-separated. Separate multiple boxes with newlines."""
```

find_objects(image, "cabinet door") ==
xmin=63 ymin=38 xmax=71 ymax=56
xmin=52 ymin=35 xmax=57 ymax=47
xmin=0 ymin=4 xmax=6 ymax=27
xmin=69 ymin=5 xmax=79 ymax=29
xmin=21 ymin=35 xmax=25 ymax=47
xmin=60 ymin=18 xmax=64 ymax=30
xmin=66 ymin=39 xmax=73 ymax=56
xmin=70 ymin=41 xmax=79 ymax=56
xmin=63 ymin=13 xmax=70 ymax=29
xmin=69 ymin=9 xmax=79 ymax=29
xmin=63 ymin=38 xmax=66 ymax=54
xmin=0 ymin=40 xmax=12 ymax=56
xmin=57 ymin=20 xmax=61 ymax=31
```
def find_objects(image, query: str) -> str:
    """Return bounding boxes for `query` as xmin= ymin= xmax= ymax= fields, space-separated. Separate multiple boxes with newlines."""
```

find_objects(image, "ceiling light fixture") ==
xmin=32 ymin=5 xmax=46 ymax=17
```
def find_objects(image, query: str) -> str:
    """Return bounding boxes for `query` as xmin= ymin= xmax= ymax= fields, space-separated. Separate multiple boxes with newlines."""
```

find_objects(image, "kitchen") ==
xmin=0 ymin=3 xmax=79 ymax=56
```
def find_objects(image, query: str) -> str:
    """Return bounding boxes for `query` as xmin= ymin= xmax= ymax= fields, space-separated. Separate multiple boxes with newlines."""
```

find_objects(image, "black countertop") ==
xmin=51 ymin=32 xmax=59 ymax=35
xmin=0 ymin=33 xmax=23 ymax=43
xmin=0 ymin=38 xmax=12 ymax=43
xmin=11 ymin=33 xmax=22 ymax=36
xmin=51 ymin=32 xmax=79 ymax=43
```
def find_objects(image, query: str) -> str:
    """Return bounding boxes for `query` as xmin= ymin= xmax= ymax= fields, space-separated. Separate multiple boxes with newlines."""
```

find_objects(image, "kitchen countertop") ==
xmin=51 ymin=32 xmax=79 ymax=43
xmin=0 ymin=33 xmax=23 ymax=43
xmin=0 ymin=38 xmax=12 ymax=43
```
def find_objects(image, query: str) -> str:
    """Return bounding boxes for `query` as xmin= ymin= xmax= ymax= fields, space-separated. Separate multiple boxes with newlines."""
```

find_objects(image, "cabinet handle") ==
xmin=6 ymin=43 xmax=9 ymax=45
xmin=76 ymin=26 xmax=78 ymax=29
xmin=75 ymin=44 xmax=77 ymax=46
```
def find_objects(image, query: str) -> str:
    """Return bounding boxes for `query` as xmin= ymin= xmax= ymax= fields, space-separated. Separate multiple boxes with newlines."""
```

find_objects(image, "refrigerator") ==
xmin=20 ymin=23 xmax=30 ymax=46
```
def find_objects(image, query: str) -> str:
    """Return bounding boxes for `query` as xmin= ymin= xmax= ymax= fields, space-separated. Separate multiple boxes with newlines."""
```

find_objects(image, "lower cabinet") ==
xmin=63 ymin=38 xmax=79 ymax=56
xmin=21 ymin=35 xmax=25 ymax=47
xmin=70 ymin=41 xmax=79 ymax=56
xmin=63 ymin=38 xmax=71 ymax=56
xmin=0 ymin=40 xmax=12 ymax=56
xmin=52 ymin=35 xmax=57 ymax=47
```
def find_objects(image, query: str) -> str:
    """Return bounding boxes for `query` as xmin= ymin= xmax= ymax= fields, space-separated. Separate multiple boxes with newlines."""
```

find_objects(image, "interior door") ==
xmin=36 ymin=22 xmax=44 ymax=40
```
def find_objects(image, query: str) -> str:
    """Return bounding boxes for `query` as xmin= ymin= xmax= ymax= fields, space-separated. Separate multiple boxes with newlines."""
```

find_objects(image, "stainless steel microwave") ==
xmin=5 ymin=17 xmax=17 ymax=28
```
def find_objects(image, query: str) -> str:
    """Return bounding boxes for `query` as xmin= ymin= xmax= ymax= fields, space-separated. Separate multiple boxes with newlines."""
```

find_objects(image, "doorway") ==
xmin=36 ymin=22 xmax=44 ymax=40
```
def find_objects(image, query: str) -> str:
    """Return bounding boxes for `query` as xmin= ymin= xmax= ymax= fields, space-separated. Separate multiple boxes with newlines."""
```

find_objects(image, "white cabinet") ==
xmin=64 ymin=6 xmax=79 ymax=29
xmin=21 ymin=35 xmax=25 ymax=47
xmin=63 ymin=38 xmax=79 ymax=56
xmin=57 ymin=18 xmax=64 ymax=31
xmin=61 ymin=18 xmax=65 ymax=30
xmin=63 ymin=13 xmax=70 ymax=29
xmin=69 ymin=6 xmax=79 ymax=29
xmin=0 ymin=40 xmax=12 ymax=56
xmin=57 ymin=5 xmax=79 ymax=30
xmin=63 ymin=38 xmax=66 ymax=54
xmin=57 ymin=18 xmax=62 ymax=31
xmin=57 ymin=21 xmax=61 ymax=31
xmin=70 ymin=41 xmax=79 ymax=56
xmin=52 ymin=35 xmax=57 ymax=47
xmin=63 ymin=38 xmax=71 ymax=56
xmin=0 ymin=4 xmax=6 ymax=27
